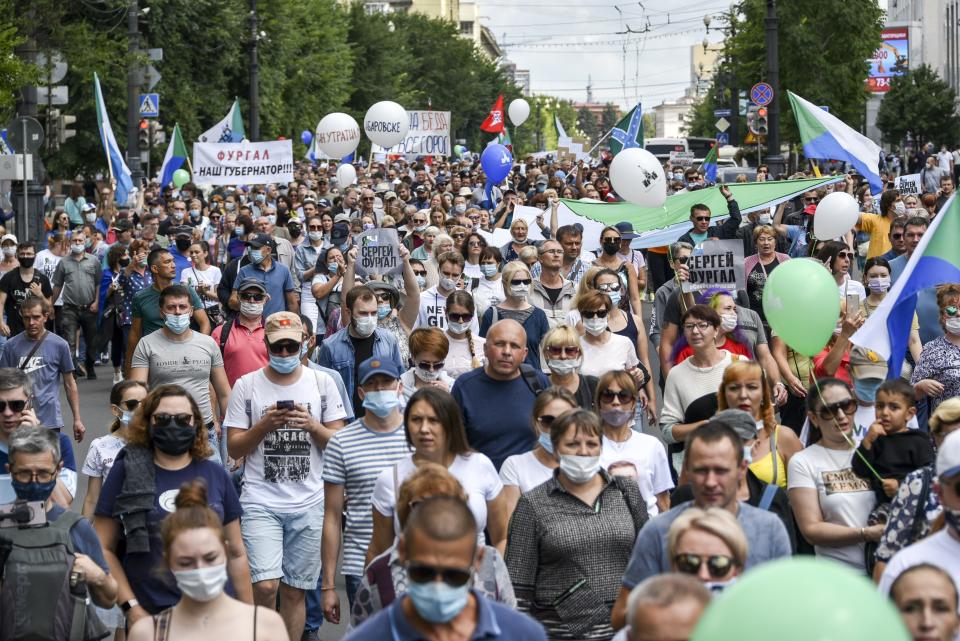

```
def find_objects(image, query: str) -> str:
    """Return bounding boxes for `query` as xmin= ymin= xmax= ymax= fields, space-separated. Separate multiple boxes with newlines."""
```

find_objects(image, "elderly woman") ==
xmin=744 ymin=224 xmax=790 ymax=331
xmin=889 ymin=564 xmax=960 ymax=641
xmin=423 ymin=232 xmax=455 ymax=289
xmin=912 ymin=284 xmax=960 ymax=412
xmin=351 ymin=463 xmax=515 ymax=628
xmin=401 ymin=328 xmax=456 ymax=402
xmin=479 ymin=260 xmax=550 ymax=370
xmin=788 ymin=378 xmax=880 ymax=572
xmin=410 ymin=225 xmax=439 ymax=262
xmin=501 ymin=218 xmax=533 ymax=263
xmin=667 ymin=507 xmax=748 ymax=592
xmin=506 ymin=408 xmax=648 ymax=641
xmin=542 ymin=325 xmax=597 ymax=409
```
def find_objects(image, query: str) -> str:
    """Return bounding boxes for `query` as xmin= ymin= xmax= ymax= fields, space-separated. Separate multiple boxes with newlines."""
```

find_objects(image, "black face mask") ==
xmin=602 ymin=241 xmax=620 ymax=256
xmin=175 ymin=238 xmax=191 ymax=252
xmin=149 ymin=417 xmax=197 ymax=456
xmin=18 ymin=257 xmax=34 ymax=269
xmin=288 ymin=225 xmax=302 ymax=238
xmin=119 ymin=257 xmax=131 ymax=267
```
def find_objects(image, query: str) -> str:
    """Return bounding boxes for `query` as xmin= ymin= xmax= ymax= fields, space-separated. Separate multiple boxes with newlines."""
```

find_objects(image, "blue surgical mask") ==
xmin=416 ymin=275 xmax=426 ymax=289
xmin=248 ymin=248 xmax=265 ymax=264
xmin=189 ymin=209 xmax=201 ymax=219
xmin=406 ymin=580 xmax=471 ymax=623
xmin=120 ymin=410 xmax=134 ymax=426
xmin=853 ymin=377 xmax=883 ymax=404
xmin=538 ymin=431 xmax=554 ymax=454
xmin=234 ymin=225 xmax=245 ymax=237
xmin=608 ymin=290 xmax=622 ymax=306
xmin=164 ymin=312 xmax=191 ymax=334
xmin=362 ymin=390 xmax=401 ymax=418
xmin=269 ymin=353 xmax=301 ymax=374
xmin=327 ymin=262 xmax=339 ymax=274
xmin=267 ymin=214 xmax=277 ymax=225
xmin=377 ymin=303 xmax=392 ymax=319
xmin=480 ymin=264 xmax=498 ymax=278
xmin=11 ymin=478 xmax=57 ymax=502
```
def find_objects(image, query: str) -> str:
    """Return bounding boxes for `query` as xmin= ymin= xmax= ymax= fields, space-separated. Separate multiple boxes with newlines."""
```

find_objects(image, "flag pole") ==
xmin=586 ymin=128 xmax=613 ymax=156
xmin=178 ymin=124 xmax=195 ymax=176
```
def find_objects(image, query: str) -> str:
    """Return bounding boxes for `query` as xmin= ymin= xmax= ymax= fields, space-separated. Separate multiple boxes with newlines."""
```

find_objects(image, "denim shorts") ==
xmin=241 ymin=503 xmax=324 ymax=590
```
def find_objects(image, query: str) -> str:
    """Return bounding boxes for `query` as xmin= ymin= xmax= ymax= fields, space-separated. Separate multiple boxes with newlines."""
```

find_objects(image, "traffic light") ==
xmin=138 ymin=119 xmax=150 ymax=149
xmin=48 ymin=108 xmax=61 ymax=150
xmin=746 ymin=106 xmax=759 ymax=135
xmin=58 ymin=113 xmax=77 ymax=144
xmin=149 ymin=121 xmax=166 ymax=146
xmin=756 ymin=106 xmax=769 ymax=136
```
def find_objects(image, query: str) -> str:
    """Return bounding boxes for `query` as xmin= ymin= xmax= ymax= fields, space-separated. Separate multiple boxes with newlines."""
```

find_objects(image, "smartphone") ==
xmin=845 ymin=293 xmax=860 ymax=319
xmin=276 ymin=400 xmax=295 ymax=411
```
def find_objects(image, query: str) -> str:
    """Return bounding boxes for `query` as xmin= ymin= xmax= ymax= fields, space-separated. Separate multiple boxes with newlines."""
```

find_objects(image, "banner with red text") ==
xmin=193 ymin=140 xmax=294 ymax=185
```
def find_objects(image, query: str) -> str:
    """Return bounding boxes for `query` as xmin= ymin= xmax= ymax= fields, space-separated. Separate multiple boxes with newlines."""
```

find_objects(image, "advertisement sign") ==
xmin=867 ymin=27 xmax=909 ymax=93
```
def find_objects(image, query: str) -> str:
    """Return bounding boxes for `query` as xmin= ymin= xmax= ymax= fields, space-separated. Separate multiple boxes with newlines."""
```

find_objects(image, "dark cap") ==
xmin=113 ymin=219 xmax=134 ymax=232
xmin=244 ymin=233 xmax=274 ymax=249
xmin=331 ymin=222 xmax=350 ymax=242
xmin=615 ymin=221 xmax=638 ymax=239
xmin=358 ymin=356 xmax=402 ymax=385
xmin=169 ymin=225 xmax=193 ymax=238
xmin=238 ymin=277 xmax=267 ymax=293
xmin=317 ymin=198 xmax=332 ymax=209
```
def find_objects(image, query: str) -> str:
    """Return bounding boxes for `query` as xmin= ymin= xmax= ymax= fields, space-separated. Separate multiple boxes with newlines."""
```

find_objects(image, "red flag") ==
xmin=480 ymin=95 xmax=505 ymax=134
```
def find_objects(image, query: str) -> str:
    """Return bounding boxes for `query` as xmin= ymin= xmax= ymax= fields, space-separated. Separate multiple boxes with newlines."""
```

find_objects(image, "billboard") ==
xmin=867 ymin=27 xmax=909 ymax=93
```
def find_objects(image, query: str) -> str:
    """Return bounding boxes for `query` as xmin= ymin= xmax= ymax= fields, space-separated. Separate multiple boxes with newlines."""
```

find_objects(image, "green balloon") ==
xmin=691 ymin=558 xmax=910 ymax=641
xmin=172 ymin=168 xmax=190 ymax=188
xmin=762 ymin=258 xmax=839 ymax=356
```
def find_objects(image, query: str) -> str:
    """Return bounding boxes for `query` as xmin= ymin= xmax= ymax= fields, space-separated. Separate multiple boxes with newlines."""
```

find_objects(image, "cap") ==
xmin=334 ymin=213 xmax=351 ymax=224
xmin=554 ymin=170 xmax=567 ymax=181
xmin=458 ymin=187 xmax=473 ymax=197
xmin=375 ymin=182 xmax=391 ymax=193
xmin=358 ymin=356 xmax=402 ymax=385
xmin=614 ymin=221 xmax=638 ymax=239
xmin=302 ymin=196 xmax=318 ymax=206
xmin=237 ymin=277 xmax=267 ymax=293
xmin=415 ymin=185 xmax=427 ymax=193
xmin=712 ymin=409 xmax=759 ymax=442
xmin=384 ymin=191 xmax=398 ymax=201
xmin=937 ymin=429 xmax=960 ymax=478
xmin=113 ymin=219 xmax=134 ymax=232
xmin=0 ymin=233 xmax=17 ymax=245
xmin=331 ymin=222 xmax=350 ymax=242
xmin=264 ymin=312 xmax=303 ymax=343
xmin=83 ymin=202 xmax=97 ymax=212
xmin=169 ymin=225 xmax=193 ymax=238
xmin=536 ymin=175 xmax=549 ymax=185
xmin=849 ymin=346 xmax=887 ymax=380
xmin=244 ymin=233 xmax=274 ymax=248
xmin=317 ymin=198 xmax=332 ymax=209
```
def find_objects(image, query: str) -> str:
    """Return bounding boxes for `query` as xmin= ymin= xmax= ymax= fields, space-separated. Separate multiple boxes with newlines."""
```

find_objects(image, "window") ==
xmin=460 ymin=21 xmax=474 ymax=34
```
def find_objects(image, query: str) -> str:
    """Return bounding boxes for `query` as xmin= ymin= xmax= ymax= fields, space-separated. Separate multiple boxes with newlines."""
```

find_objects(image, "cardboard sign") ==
xmin=193 ymin=140 xmax=294 ymax=185
xmin=682 ymin=239 xmax=745 ymax=293
xmin=372 ymin=110 xmax=451 ymax=156
xmin=670 ymin=151 xmax=696 ymax=167
xmin=894 ymin=173 xmax=921 ymax=196
xmin=355 ymin=228 xmax=402 ymax=278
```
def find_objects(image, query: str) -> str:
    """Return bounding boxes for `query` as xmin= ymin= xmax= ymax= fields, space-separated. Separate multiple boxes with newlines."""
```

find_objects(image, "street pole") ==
xmin=13 ymin=5 xmax=37 ymax=240
xmin=764 ymin=0 xmax=783 ymax=175
xmin=249 ymin=0 xmax=260 ymax=141
xmin=127 ymin=0 xmax=143 ymax=187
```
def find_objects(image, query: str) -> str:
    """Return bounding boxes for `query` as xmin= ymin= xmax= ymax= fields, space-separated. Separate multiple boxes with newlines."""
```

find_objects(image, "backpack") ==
xmin=0 ymin=510 xmax=109 ymax=641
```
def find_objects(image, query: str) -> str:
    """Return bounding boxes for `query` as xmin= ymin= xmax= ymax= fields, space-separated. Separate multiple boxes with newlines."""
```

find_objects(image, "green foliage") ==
xmin=600 ymin=103 xmax=618 ymax=132
xmin=684 ymin=93 xmax=720 ymax=138
xmin=642 ymin=112 xmax=655 ymax=140
xmin=876 ymin=64 xmax=960 ymax=148
xmin=576 ymin=106 xmax=599 ymax=145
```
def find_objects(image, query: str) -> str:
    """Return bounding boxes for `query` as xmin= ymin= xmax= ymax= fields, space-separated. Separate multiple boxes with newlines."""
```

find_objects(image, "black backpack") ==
xmin=0 ymin=510 xmax=108 ymax=641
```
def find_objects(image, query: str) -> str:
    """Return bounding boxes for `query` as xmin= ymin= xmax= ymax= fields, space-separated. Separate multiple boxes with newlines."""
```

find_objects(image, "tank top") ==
xmin=748 ymin=425 xmax=788 ymax=488
xmin=153 ymin=605 xmax=258 ymax=641
xmin=613 ymin=309 xmax=639 ymax=354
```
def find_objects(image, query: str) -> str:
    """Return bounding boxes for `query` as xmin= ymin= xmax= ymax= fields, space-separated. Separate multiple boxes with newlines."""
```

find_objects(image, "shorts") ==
xmin=241 ymin=503 xmax=324 ymax=590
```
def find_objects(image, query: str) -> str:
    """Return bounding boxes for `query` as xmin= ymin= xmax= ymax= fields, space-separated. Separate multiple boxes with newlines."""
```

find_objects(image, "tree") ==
xmin=876 ymin=64 xmax=960 ymax=148
xmin=577 ymin=106 xmax=599 ymax=145
xmin=600 ymin=103 xmax=618 ymax=133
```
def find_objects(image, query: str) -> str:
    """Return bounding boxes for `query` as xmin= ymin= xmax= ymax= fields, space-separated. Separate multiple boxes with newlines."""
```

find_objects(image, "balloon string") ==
xmin=809 ymin=375 xmax=884 ymax=483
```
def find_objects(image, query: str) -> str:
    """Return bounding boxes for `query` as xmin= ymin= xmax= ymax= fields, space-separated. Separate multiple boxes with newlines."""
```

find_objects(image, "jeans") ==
xmin=60 ymin=304 xmax=98 ymax=371
xmin=305 ymin=573 xmax=362 ymax=631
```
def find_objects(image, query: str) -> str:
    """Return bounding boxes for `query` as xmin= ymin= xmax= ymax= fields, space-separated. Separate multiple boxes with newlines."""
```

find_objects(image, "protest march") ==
xmin=0 ymin=3 xmax=959 ymax=641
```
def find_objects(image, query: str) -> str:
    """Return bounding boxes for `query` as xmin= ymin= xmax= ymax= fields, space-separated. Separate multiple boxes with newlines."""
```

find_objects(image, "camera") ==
xmin=0 ymin=500 xmax=48 ymax=528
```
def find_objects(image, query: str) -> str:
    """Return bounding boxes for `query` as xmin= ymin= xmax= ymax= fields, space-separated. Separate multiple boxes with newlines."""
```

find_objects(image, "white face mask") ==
xmin=353 ymin=315 xmax=378 ymax=337
xmin=240 ymin=301 xmax=263 ymax=317
xmin=308 ymin=231 xmax=324 ymax=242
xmin=173 ymin=563 xmax=228 ymax=602
xmin=447 ymin=320 xmax=470 ymax=334
xmin=867 ymin=276 xmax=890 ymax=294
xmin=547 ymin=357 xmax=581 ymax=376
xmin=583 ymin=316 xmax=608 ymax=335
xmin=415 ymin=366 xmax=442 ymax=382
xmin=720 ymin=313 xmax=737 ymax=332
xmin=509 ymin=284 xmax=530 ymax=300
xmin=559 ymin=454 xmax=601 ymax=484
xmin=757 ymin=213 xmax=772 ymax=225
xmin=946 ymin=317 xmax=960 ymax=335
xmin=894 ymin=201 xmax=906 ymax=215
xmin=1 ymin=246 xmax=15 ymax=257
xmin=439 ymin=277 xmax=459 ymax=292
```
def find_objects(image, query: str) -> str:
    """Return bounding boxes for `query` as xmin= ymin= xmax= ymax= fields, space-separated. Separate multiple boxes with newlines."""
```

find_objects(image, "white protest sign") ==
xmin=512 ymin=205 xmax=546 ymax=241
xmin=669 ymin=151 xmax=696 ymax=166
xmin=478 ymin=228 xmax=513 ymax=248
xmin=372 ymin=111 xmax=451 ymax=156
xmin=355 ymin=228 xmax=403 ymax=278
xmin=193 ymin=140 xmax=293 ymax=185
xmin=682 ymin=239 xmax=746 ymax=293
xmin=894 ymin=173 xmax=921 ymax=196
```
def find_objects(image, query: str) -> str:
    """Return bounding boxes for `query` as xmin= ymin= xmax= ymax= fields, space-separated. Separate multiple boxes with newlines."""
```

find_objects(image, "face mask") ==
xmin=151 ymin=208 xmax=161 ymax=216
xmin=175 ymin=238 xmax=192 ymax=252
xmin=300 ymin=342 xmax=311 ymax=360
xmin=85 ymin=238 xmax=93 ymax=249
xmin=538 ymin=431 xmax=554 ymax=454
xmin=173 ymin=563 xmax=228 ymax=603
xmin=867 ymin=276 xmax=890 ymax=293
xmin=509 ymin=284 xmax=529 ymax=300
xmin=602 ymin=241 xmax=620 ymax=256
xmin=720 ymin=313 xmax=738 ymax=332
xmin=85 ymin=213 xmax=97 ymax=223
xmin=240 ymin=301 xmax=263 ymax=317
xmin=11 ymin=478 xmax=57 ymax=502
xmin=18 ymin=257 xmax=34 ymax=268
xmin=600 ymin=408 xmax=633 ymax=427
xmin=742 ymin=444 xmax=754 ymax=464
xmin=480 ymin=264 xmax=498 ymax=278
xmin=758 ymin=213 xmax=772 ymax=225
xmin=234 ymin=225 xmax=244 ymax=237
xmin=164 ymin=312 xmax=191 ymax=334
xmin=120 ymin=409 xmax=134 ymax=426
xmin=119 ymin=257 xmax=131 ymax=267
xmin=189 ymin=210 xmax=201 ymax=219
xmin=416 ymin=275 xmax=426 ymax=290
xmin=339 ymin=241 xmax=351 ymax=253
xmin=248 ymin=248 xmax=265 ymax=264
xmin=547 ymin=357 xmax=580 ymax=376
xmin=377 ymin=303 xmax=392 ymax=319
xmin=256 ymin=194 xmax=266 ymax=203
xmin=608 ymin=291 xmax=622 ymax=306
xmin=454 ymin=204 xmax=467 ymax=214
xmin=225 ymin=203 xmax=236 ymax=212
xmin=362 ymin=389 xmax=401 ymax=418
xmin=894 ymin=201 xmax=906 ymax=215
xmin=150 ymin=417 xmax=197 ymax=455
xmin=414 ymin=224 xmax=428 ymax=233
xmin=308 ymin=231 xmax=324 ymax=242
xmin=946 ymin=317 xmax=960 ymax=335
xmin=406 ymin=580 xmax=471 ymax=624
xmin=137 ymin=257 xmax=148 ymax=267
xmin=353 ymin=315 xmax=377 ymax=337
xmin=269 ymin=353 xmax=301 ymax=374
xmin=363 ymin=222 xmax=375 ymax=231
xmin=70 ymin=243 xmax=85 ymax=254
xmin=1 ymin=246 xmax=15 ymax=257
xmin=415 ymin=366 xmax=442 ymax=382
xmin=267 ymin=215 xmax=277 ymax=226
xmin=559 ymin=454 xmax=601 ymax=484
xmin=447 ymin=319 xmax=470 ymax=334
xmin=173 ymin=211 xmax=184 ymax=221
xmin=704 ymin=578 xmax=737 ymax=594
xmin=439 ymin=277 xmax=458 ymax=292
xmin=326 ymin=261 xmax=340 ymax=274
xmin=288 ymin=226 xmax=302 ymax=238
xmin=853 ymin=377 xmax=883 ymax=404
xmin=583 ymin=316 xmax=608 ymax=335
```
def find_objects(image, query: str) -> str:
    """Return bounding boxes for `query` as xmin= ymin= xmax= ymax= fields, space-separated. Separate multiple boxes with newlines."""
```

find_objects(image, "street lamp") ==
xmin=703 ymin=14 xmax=712 ymax=30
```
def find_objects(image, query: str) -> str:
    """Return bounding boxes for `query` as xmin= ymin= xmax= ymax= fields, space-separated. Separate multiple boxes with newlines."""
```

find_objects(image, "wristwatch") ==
xmin=121 ymin=599 xmax=139 ymax=613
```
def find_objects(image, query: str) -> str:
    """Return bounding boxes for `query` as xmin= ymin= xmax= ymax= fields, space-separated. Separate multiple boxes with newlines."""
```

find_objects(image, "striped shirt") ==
xmin=321 ymin=419 xmax=412 ymax=577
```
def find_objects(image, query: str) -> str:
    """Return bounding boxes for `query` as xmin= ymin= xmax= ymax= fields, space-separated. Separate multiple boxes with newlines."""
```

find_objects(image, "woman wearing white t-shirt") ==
xmin=400 ymin=328 xmax=456 ymax=407
xmin=500 ymin=387 xmax=575 ymax=519
xmin=472 ymin=247 xmax=505 ymax=321
xmin=366 ymin=387 xmax=508 ymax=564
xmin=443 ymin=291 xmax=485 ymax=378
xmin=577 ymin=289 xmax=648 ymax=397
xmin=597 ymin=371 xmax=674 ymax=516
xmin=182 ymin=241 xmax=222 ymax=317
xmin=788 ymin=378 xmax=880 ymax=571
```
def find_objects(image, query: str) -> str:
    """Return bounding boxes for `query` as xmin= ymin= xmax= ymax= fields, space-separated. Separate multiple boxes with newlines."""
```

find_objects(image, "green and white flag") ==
xmin=607 ymin=103 xmax=643 ymax=156
xmin=199 ymin=98 xmax=245 ymax=143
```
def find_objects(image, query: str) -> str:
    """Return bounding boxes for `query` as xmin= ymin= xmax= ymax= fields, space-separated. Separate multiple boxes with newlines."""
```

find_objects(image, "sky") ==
xmin=478 ymin=0 xmax=738 ymax=110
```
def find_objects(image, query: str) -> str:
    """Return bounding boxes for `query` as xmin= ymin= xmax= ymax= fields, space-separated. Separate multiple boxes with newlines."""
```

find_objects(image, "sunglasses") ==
xmin=467 ymin=241 xmax=484 ymax=248
xmin=804 ymin=197 xmax=819 ymax=203
xmin=412 ymin=271 xmax=427 ymax=277
xmin=117 ymin=399 xmax=141 ymax=411
xmin=815 ymin=398 xmax=857 ymax=420
xmin=511 ymin=279 xmax=532 ymax=286
xmin=693 ymin=216 xmax=711 ymax=222
xmin=837 ymin=252 xmax=854 ymax=260
xmin=448 ymin=313 xmax=473 ymax=323
xmin=674 ymin=553 xmax=736 ymax=579
xmin=537 ymin=414 xmax=559 ymax=427
xmin=596 ymin=283 xmax=622 ymax=293
xmin=674 ymin=255 xmax=690 ymax=265
xmin=240 ymin=292 xmax=266 ymax=302
xmin=0 ymin=399 xmax=27 ymax=413
xmin=268 ymin=340 xmax=301 ymax=355
xmin=152 ymin=413 xmax=194 ymax=427
xmin=545 ymin=345 xmax=580 ymax=358
xmin=417 ymin=361 xmax=445 ymax=371
xmin=600 ymin=389 xmax=633 ymax=404
xmin=582 ymin=309 xmax=608 ymax=319
xmin=406 ymin=562 xmax=472 ymax=588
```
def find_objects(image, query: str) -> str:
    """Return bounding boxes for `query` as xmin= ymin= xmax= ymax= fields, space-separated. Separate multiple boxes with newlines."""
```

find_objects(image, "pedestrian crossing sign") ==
xmin=139 ymin=93 xmax=159 ymax=118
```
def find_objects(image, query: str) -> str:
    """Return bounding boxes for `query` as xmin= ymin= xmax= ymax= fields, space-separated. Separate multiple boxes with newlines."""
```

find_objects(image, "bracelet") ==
xmin=859 ymin=527 xmax=865 ymax=542
xmin=320 ymin=586 xmax=337 ymax=591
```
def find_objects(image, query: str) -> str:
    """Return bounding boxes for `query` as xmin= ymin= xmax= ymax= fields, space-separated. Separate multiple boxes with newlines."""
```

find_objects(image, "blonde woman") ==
xmin=479 ymin=261 xmax=550 ymax=370
xmin=667 ymin=506 xmax=748 ymax=591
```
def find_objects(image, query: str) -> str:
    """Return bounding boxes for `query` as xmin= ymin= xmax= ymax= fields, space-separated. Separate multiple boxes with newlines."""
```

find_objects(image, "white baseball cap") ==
xmin=937 ymin=429 xmax=960 ymax=479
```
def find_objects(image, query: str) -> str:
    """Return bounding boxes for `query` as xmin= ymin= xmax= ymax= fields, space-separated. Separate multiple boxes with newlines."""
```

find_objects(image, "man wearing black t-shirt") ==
xmin=0 ymin=242 xmax=53 ymax=338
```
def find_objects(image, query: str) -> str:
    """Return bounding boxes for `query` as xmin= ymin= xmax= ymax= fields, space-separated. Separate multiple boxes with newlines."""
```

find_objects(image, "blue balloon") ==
xmin=301 ymin=129 xmax=313 ymax=145
xmin=481 ymin=144 xmax=513 ymax=184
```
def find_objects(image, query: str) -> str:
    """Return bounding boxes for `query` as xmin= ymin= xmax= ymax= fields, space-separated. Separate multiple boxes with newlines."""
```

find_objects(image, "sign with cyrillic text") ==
xmin=682 ymin=239 xmax=746 ymax=293
xmin=193 ymin=140 xmax=294 ymax=185
xmin=372 ymin=110 xmax=451 ymax=156
xmin=355 ymin=228 xmax=402 ymax=278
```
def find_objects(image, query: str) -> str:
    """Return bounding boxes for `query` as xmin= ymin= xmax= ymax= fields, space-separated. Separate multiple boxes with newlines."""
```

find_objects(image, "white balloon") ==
xmin=813 ymin=191 xmax=860 ymax=239
xmin=315 ymin=112 xmax=361 ymax=159
xmin=609 ymin=147 xmax=667 ymax=207
xmin=363 ymin=101 xmax=409 ymax=148
xmin=336 ymin=163 xmax=357 ymax=188
xmin=508 ymin=98 xmax=530 ymax=127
